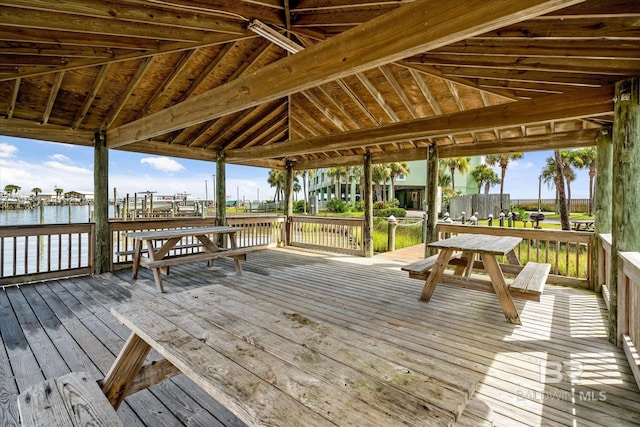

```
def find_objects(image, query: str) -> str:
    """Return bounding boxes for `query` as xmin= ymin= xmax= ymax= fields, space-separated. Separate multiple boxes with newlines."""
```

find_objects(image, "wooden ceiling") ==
xmin=0 ymin=0 xmax=638 ymax=169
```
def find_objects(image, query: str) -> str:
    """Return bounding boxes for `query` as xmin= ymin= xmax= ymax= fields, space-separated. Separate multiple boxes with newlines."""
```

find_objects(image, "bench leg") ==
xmin=132 ymin=239 xmax=142 ymax=279
xmin=483 ymin=254 xmax=521 ymax=325
xmin=152 ymin=268 xmax=165 ymax=293
xmin=101 ymin=333 xmax=151 ymax=410
xmin=420 ymin=248 xmax=454 ymax=302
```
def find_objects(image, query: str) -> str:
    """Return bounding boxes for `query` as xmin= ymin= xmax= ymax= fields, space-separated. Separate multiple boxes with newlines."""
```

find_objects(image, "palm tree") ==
xmin=267 ymin=169 xmax=286 ymax=202
xmin=443 ymin=157 xmax=470 ymax=191
xmin=351 ymin=166 xmax=364 ymax=201
xmin=4 ymin=184 xmax=20 ymax=195
xmin=574 ymin=147 xmax=597 ymax=215
xmin=327 ymin=167 xmax=347 ymax=200
xmin=300 ymin=169 xmax=315 ymax=213
xmin=372 ymin=164 xmax=390 ymax=203
xmin=388 ymin=162 xmax=409 ymax=204
xmin=485 ymin=153 xmax=522 ymax=210
xmin=554 ymin=149 xmax=570 ymax=230
xmin=293 ymin=179 xmax=301 ymax=201
xmin=560 ymin=150 xmax=578 ymax=214
xmin=437 ymin=161 xmax=451 ymax=188
xmin=31 ymin=187 xmax=42 ymax=198
xmin=54 ymin=187 xmax=64 ymax=200
xmin=542 ymin=156 xmax=559 ymax=209
xmin=471 ymin=164 xmax=500 ymax=194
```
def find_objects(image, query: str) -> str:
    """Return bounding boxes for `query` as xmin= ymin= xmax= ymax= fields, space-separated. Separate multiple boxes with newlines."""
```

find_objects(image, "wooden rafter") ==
xmin=135 ymin=49 xmax=199 ymax=120
xmin=73 ymin=63 xmax=111 ymax=129
xmin=380 ymin=65 xmax=418 ymax=118
xmin=1 ymin=0 xmax=249 ymax=33
xmin=0 ymin=33 xmax=251 ymax=82
xmin=41 ymin=71 xmax=64 ymax=124
xmin=108 ymin=0 xmax=583 ymax=148
xmin=5 ymin=78 xmax=20 ymax=119
xmin=102 ymin=57 xmax=154 ymax=129
xmin=226 ymin=85 xmax=612 ymax=160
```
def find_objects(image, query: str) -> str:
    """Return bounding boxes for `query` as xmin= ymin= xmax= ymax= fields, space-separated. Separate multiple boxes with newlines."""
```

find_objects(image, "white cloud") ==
xmin=0 ymin=142 xmax=18 ymax=158
xmin=140 ymin=156 xmax=185 ymax=173
xmin=43 ymin=161 xmax=92 ymax=175
xmin=50 ymin=153 xmax=71 ymax=162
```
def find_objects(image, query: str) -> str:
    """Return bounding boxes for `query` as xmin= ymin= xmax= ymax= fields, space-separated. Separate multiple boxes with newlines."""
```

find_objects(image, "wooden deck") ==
xmin=1 ymin=246 xmax=639 ymax=426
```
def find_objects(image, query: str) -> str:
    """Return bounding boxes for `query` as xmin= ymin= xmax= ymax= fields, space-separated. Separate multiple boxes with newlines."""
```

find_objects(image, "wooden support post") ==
xmin=426 ymin=146 xmax=439 ymax=257
xmin=284 ymin=161 xmax=294 ymax=246
xmin=93 ymin=130 xmax=110 ymax=274
xmin=215 ymin=152 xmax=226 ymax=227
xmin=594 ymin=127 xmax=613 ymax=293
xmin=363 ymin=154 xmax=373 ymax=257
xmin=611 ymin=77 xmax=640 ymax=345
xmin=215 ymin=152 xmax=227 ymax=248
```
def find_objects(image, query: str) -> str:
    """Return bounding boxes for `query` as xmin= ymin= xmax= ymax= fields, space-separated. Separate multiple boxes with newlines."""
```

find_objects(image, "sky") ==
xmin=0 ymin=136 xmax=591 ymax=202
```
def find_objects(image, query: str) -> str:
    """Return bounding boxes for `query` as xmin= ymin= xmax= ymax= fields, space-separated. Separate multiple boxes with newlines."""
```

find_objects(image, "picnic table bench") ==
xmin=18 ymin=372 xmax=122 ymax=427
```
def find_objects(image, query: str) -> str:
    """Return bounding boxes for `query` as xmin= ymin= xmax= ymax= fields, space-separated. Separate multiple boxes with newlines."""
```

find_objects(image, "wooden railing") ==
xmin=0 ymin=223 xmax=94 ymax=285
xmin=226 ymin=215 xmax=285 ymax=247
xmin=437 ymin=224 xmax=595 ymax=288
xmin=289 ymin=216 xmax=364 ymax=256
xmin=618 ymin=251 xmax=640 ymax=391
xmin=599 ymin=233 xmax=613 ymax=309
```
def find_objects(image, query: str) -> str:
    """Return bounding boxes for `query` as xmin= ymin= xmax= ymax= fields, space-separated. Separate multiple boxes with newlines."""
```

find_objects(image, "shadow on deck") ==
xmin=0 ymin=246 xmax=638 ymax=426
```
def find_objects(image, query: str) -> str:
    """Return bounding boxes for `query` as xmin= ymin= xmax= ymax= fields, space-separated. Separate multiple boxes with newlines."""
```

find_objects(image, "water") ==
xmin=0 ymin=205 xmax=116 ymax=226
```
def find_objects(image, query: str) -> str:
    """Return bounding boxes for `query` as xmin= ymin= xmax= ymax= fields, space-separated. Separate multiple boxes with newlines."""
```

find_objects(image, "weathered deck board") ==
xmin=0 ymin=247 xmax=639 ymax=427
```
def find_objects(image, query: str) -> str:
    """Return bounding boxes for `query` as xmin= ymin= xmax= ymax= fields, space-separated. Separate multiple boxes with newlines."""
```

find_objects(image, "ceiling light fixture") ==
xmin=247 ymin=19 xmax=303 ymax=54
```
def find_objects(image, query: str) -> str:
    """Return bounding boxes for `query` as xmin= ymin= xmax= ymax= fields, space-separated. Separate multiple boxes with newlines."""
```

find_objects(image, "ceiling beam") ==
xmin=226 ymin=85 xmax=612 ymax=160
xmin=0 ymin=117 xmax=94 ymax=145
xmin=291 ymin=128 xmax=598 ymax=170
xmin=437 ymin=128 xmax=598 ymax=157
xmin=107 ymin=0 xmax=584 ymax=148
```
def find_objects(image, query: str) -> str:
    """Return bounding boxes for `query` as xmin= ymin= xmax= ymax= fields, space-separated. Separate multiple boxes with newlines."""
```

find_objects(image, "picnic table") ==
xmin=571 ymin=219 xmax=595 ymax=231
xmin=100 ymin=284 xmax=479 ymax=426
xmin=403 ymin=234 xmax=551 ymax=325
xmin=126 ymin=226 xmax=256 ymax=292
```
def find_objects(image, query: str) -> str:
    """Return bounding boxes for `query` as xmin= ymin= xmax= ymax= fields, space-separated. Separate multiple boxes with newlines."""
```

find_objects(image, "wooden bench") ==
xmin=509 ymin=261 xmax=551 ymax=297
xmin=115 ymin=242 xmax=203 ymax=257
xmin=18 ymin=372 xmax=122 ymax=427
xmin=141 ymin=246 xmax=252 ymax=269
xmin=402 ymin=252 xmax=463 ymax=280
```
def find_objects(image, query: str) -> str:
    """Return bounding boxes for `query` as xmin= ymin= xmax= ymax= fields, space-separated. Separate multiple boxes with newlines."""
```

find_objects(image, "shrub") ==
xmin=374 ymin=207 xmax=406 ymax=218
xmin=326 ymin=198 xmax=350 ymax=213
xmin=373 ymin=201 xmax=386 ymax=210
xmin=293 ymin=200 xmax=309 ymax=213
xmin=352 ymin=200 xmax=365 ymax=212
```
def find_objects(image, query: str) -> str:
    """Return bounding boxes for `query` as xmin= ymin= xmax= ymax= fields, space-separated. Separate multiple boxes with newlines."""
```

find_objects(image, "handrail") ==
xmin=0 ymin=223 xmax=94 ymax=286
xmin=618 ymin=251 xmax=640 ymax=391
xmin=289 ymin=216 xmax=365 ymax=256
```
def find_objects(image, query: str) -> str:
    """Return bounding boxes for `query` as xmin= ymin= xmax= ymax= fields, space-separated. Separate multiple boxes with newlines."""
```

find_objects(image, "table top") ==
xmin=110 ymin=284 xmax=475 ymax=426
xmin=125 ymin=225 xmax=240 ymax=240
xmin=428 ymin=233 xmax=522 ymax=255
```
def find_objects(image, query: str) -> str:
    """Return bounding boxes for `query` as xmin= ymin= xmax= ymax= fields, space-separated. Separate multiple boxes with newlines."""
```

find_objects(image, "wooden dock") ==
xmin=1 ymin=246 xmax=639 ymax=426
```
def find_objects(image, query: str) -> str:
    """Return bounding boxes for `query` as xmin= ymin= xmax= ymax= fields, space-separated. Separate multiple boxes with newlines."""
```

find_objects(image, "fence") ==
xmin=511 ymin=198 xmax=591 ymax=213
xmin=437 ymin=223 xmax=595 ymax=288
xmin=289 ymin=216 xmax=365 ymax=256
xmin=0 ymin=223 xmax=94 ymax=285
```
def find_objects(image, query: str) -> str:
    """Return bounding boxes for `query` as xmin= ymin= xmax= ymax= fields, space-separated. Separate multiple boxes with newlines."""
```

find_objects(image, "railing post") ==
xmin=387 ymin=215 xmax=397 ymax=252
